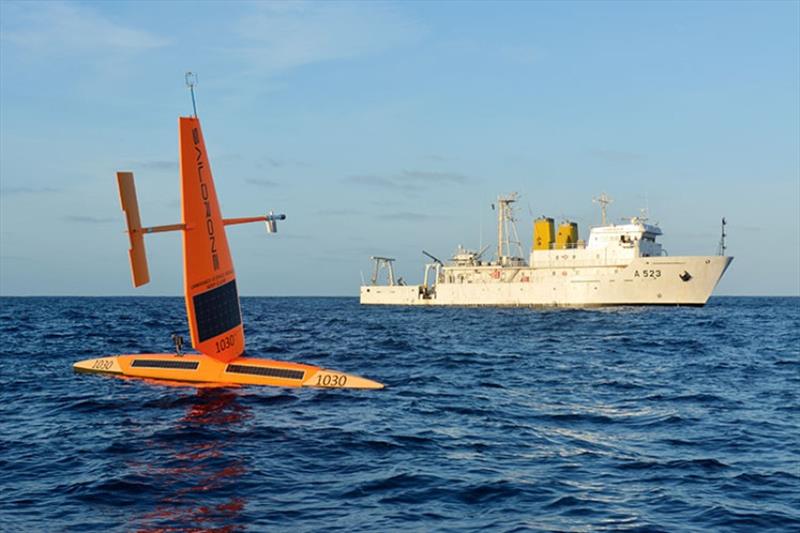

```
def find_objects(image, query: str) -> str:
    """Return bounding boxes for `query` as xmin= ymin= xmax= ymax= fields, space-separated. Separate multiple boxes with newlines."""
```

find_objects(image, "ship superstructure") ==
xmin=360 ymin=193 xmax=732 ymax=307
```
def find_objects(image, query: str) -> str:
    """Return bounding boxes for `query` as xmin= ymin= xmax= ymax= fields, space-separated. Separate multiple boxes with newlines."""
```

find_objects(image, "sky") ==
xmin=1 ymin=0 xmax=798 ymax=296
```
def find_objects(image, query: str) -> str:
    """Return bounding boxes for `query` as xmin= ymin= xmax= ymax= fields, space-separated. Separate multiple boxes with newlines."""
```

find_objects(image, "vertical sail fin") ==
xmin=179 ymin=117 xmax=244 ymax=362
xmin=117 ymin=172 xmax=150 ymax=287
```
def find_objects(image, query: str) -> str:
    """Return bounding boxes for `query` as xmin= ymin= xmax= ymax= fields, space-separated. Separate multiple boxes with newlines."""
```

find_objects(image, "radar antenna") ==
xmin=593 ymin=192 xmax=613 ymax=226
xmin=185 ymin=71 xmax=198 ymax=117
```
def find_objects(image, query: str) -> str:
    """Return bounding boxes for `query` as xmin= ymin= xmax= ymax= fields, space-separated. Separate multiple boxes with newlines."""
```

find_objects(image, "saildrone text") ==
xmin=193 ymin=127 xmax=220 ymax=271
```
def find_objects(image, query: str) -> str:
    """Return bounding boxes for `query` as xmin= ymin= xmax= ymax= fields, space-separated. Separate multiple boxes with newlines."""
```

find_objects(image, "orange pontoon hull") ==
xmin=74 ymin=354 xmax=383 ymax=389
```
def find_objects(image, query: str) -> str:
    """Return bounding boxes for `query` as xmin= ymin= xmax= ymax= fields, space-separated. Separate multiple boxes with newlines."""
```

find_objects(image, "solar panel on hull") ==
xmin=131 ymin=360 xmax=199 ymax=370
xmin=226 ymin=364 xmax=305 ymax=381
xmin=193 ymin=280 xmax=242 ymax=342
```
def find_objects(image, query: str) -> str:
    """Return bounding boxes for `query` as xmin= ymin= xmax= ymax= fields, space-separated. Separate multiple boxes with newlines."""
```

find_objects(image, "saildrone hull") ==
xmin=74 ymin=355 xmax=383 ymax=389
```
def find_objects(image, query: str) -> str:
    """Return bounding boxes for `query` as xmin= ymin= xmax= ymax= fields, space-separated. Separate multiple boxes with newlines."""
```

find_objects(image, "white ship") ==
xmin=360 ymin=193 xmax=732 ymax=307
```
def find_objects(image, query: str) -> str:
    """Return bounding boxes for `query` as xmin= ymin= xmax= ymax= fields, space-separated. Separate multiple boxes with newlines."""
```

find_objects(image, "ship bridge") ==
xmin=586 ymin=217 xmax=664 ymax=258
xmin=530 ymin=216 xmax=665 ymax=268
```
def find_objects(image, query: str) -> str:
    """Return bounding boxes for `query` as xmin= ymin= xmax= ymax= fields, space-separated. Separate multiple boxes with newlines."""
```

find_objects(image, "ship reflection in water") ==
xmin=135 ymin=388 xmax=250 ymax=533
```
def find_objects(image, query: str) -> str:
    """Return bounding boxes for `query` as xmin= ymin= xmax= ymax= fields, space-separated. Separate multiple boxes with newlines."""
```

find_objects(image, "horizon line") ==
xmin=1 ymin=294 xmax=797 ymax=299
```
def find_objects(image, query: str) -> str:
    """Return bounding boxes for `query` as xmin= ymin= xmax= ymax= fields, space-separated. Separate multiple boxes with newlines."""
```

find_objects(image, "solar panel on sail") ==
xmin=193 ymin=280 xmax=241 ymax=342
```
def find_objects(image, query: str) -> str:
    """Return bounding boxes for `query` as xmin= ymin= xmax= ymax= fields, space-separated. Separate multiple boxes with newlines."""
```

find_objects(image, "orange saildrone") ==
xmin=74 ymin=84 xmax=382 ymax=389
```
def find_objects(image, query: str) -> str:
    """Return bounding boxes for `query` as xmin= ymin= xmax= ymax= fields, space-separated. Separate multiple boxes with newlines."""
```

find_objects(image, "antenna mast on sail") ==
xmin=593 ymin=192 xmax=613 ymax=226
xmin=185 ymin=72 xmax=198 ymax=117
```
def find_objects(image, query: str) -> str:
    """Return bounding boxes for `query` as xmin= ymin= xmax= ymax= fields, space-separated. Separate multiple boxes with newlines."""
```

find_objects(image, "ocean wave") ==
xmin=1 ymin=296 xmax=798 ymax=531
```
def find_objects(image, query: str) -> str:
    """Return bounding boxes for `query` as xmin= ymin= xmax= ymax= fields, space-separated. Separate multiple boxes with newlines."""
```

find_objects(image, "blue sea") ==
xmin=1 ymin=296 xmax=798 ymax=532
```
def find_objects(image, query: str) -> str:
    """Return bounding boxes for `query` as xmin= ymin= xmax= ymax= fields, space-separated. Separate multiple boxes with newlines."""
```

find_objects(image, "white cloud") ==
xmin=236 ymin=2 xmax=424 ymax=71
xmin=2 ymin=1 xmax=168 ymax=54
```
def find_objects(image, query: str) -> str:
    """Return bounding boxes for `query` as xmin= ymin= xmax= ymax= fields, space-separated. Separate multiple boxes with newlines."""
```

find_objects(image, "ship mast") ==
xmin=495 ymin=193 xmax=523 ymax=264
xmin=593 ymin=192 xmax=613 ymax=226
xmin=496 ymin=196 xmax=504 ymax=261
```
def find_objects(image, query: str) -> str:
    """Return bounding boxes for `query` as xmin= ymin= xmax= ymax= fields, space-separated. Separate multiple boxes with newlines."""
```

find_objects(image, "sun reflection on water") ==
xmin=134 ymin=389 xmax=250 ymax=533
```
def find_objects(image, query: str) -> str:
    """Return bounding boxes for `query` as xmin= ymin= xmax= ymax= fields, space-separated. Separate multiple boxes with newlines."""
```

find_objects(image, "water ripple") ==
xmin=0 ymin=296 xmax=798 ymax=531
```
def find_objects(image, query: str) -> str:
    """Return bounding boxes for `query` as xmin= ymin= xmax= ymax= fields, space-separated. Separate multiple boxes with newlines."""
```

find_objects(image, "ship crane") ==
xmin=422 ymin=250 xmax=443 ymax=265
xmin=370 ymin=256 xmax=397 ymax=286
xmin=421 ymin=251 xmax=444 ymax=293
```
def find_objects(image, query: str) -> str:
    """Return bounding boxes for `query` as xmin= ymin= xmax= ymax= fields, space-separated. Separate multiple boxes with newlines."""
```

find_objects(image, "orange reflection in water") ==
xmin=118 ymin=376 xmax=241 ymax=389
xmin=134 ymin=388 xmax=251 ymax=533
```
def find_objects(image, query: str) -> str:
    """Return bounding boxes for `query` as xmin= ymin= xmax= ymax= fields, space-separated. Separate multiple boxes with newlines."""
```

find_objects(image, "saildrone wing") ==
xmin=117 ymin=172 xmax=150 ymax=287
xmin=179 ymin=117 xmax=244 ymax=362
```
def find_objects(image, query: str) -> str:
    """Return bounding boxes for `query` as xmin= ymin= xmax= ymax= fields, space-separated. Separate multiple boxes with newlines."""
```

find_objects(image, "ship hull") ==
xmin=360 ymin=256 xmax=732 ymax=307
